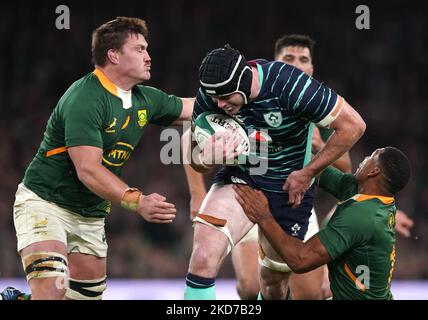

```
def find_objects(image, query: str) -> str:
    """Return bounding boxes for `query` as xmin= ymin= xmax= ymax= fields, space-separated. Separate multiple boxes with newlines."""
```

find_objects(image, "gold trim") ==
xmin=121 ymin=116 xmax=130 ymax=130
xmin=354 ymin=194 xmax=395 ymax=205
xmin=93 ymin=68 xmax=118 ymax=97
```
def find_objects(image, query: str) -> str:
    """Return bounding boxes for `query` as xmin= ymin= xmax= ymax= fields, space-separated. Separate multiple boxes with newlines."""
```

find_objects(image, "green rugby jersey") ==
xmin=317 ymin=167 xmax=396 ymax=300
xmin=23 ymin=68 xmax=183 ymax=218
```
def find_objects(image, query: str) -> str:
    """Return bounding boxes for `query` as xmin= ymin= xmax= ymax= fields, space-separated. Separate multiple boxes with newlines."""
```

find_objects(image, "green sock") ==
xmin=184 ymin=285 xmax=215 ymax=300
xmin=257 ymin=291 xmax=264 ymax=300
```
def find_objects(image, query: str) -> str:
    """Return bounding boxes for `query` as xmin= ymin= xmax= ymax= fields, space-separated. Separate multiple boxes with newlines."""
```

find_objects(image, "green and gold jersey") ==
xmin=317 ymin=167 xmax=396 ymax=300
xmin=23 ymin=68 xmax=183 ymax=218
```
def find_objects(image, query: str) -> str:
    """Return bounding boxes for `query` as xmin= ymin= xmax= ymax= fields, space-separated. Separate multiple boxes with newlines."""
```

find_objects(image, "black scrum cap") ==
xmin=199 ymin=44 xmax=252 ymax=104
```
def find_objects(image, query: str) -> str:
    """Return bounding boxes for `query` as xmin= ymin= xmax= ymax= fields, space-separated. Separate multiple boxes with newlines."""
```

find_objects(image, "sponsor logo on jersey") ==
xmin=263 ymin=111 xmax=282 ymax=128
xmin=137 ymin=109 xmax=148 ymax=127
xmin=102 ymin=142 xmax=134 ymax=167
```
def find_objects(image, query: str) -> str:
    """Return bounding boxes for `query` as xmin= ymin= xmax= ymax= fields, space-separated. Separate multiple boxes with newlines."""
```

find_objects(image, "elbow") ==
xmin=75 ymin=165 xmax=95 ymax=184
xmin=344 ymin=117 xmax=365 ymax=143
xmin=350 ymin=111 xmax=366 ymax=139
xmin=356 ymin=118 xmax=366 ymax=138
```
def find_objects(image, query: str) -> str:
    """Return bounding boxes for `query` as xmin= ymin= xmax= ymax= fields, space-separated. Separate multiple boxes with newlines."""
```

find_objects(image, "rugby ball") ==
xmin=193 ymin=111 xmax=250 ymax=156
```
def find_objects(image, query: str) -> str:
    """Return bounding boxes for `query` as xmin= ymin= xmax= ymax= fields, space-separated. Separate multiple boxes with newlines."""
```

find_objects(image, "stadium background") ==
xmin=0 ymin=0 xmax=427 ymax=298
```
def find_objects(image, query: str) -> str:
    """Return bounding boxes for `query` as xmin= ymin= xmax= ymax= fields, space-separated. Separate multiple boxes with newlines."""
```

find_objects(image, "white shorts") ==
xmin=304 ymin=208 xmax=320 ymax=242
xmin=258 ymin=208 xmax=320 ymax=273
xmin=236 ymin=223 xmax=258 ymax=245
xmin=13 ymin=183 xmax=108 ymax=257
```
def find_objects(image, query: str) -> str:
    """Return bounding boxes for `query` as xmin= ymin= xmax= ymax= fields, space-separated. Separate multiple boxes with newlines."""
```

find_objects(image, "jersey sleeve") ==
xmin=317 ymin=166 xmax=358 ymax=201
xmin=277 ymin=63 xmax=344 ymax=128
xmin=144 ymin=86 xmax=183 ymax=126
xmin=317 ymin=204 xmax=374 ymax=260
xmin=61 ymin=93 xmax=104 ymax=148
xmin=192 ymin=88 xmax=216 ymax=122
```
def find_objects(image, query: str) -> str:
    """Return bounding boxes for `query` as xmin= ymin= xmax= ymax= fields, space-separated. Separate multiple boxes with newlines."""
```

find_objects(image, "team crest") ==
xmin=137 ymin=109 xmax=148 ymax=127
xmin=263 ymin=111 xmax=282 ymax=128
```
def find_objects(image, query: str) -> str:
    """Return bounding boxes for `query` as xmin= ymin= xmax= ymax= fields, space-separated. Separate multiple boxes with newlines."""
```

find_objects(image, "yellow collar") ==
xmin=93 ymin=68 xmax=118 ymax=97
xmin=353 ymin=194 xmax=395 ymax=205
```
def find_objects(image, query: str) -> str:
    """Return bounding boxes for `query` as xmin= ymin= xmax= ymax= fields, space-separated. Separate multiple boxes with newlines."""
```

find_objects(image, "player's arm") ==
xmin=182 ymin=127 xmax=208 ymax=220
xmin=306 ymin=99 xmax=365 ymax=175
xmin=68 ymin=146 xmax=177 ymax=223
xmin=234 ymin=185 xmax=330 ymax=273
xmin=317 ymin=165 xmax=358 ymax=201
xmin=285 ymin=98 xmax=365 ymax=207
xmin=68 ymin=146 xmax=129 ymax=204
xmin=312 ymin=126 xmax=352 ymax=173
xmin=395 ymin=209 xmax=414 ymax=237
xmin=170 ymin=97 xmax=195 ymax=126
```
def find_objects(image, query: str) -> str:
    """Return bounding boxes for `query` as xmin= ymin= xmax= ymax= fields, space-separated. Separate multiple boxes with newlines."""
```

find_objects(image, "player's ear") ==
xmin=107 ymin=49 xmax=120 ymax=65
xmin=367 ymin=166 xmax=381 ymax=178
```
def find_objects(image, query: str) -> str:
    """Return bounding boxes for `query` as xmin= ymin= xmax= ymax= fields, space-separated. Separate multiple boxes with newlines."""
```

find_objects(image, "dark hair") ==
xmin=274 ymin=34 xmax=316 ymax=59
xmin=91 ymin=17 xmax=149 ymax=67
xmin=378 ymin=147 xmax=411 ymax=194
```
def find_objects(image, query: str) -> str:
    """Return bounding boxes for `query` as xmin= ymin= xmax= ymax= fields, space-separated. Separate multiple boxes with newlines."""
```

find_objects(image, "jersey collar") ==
xmin=353 ymin=194 xmax=395 ymax=205
xmin=93 ymin=68 xmax=118 ymax=97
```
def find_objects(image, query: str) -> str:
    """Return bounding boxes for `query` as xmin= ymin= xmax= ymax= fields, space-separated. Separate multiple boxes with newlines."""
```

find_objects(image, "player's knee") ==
xmin=260 ymin=281 xmax=288 ymax=300
xmin=65 ymin=276 xmax=107 ymax=300
xmin=259 ymin=267 xmax=290 ymax=300
xmin=236 ymin=279 xmax=259 ymax=300
xmin=189 ymin=244 xmax=221 ymax=276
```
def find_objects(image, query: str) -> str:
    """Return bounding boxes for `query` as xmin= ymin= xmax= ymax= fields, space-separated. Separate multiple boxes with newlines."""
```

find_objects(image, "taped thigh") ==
xmin=193 ymin=214 xmax=234 ymax=255
xmin=258 ymin=244 xmax=291 ymax=273
xmin=65 ymin=276 xmax=107 ymax=300
xmin=22 ymin=251 xmax=68 ymax=282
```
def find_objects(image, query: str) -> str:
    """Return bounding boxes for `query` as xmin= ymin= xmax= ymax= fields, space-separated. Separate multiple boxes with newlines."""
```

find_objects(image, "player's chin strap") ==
xmin=65 ymin=276 xmax=107 ymax=300
xmin=258 ymin=244 xmax=292 ymax=273
xmin=192 ymin=213 xmax=234 ymax=255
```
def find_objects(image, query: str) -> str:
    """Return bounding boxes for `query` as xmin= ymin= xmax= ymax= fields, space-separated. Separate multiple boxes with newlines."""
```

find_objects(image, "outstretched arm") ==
xmin=170 ymin=98 xmax=195 ymax=126
xmin=312 ymin=126 xmax=352 ymax=173
xmin=68 ymin=146 xmax=176 ymax=223
xmin=233 ymin=184 xmax=330 ymax=273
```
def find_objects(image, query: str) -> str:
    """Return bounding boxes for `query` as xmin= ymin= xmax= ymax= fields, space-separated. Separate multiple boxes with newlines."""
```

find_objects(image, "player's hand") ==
xmin=311 ymin=127 xmax=325 ymax=154
xmin=136 ymin=193 xmax=176 ymax=223
xmin=395 ymin=209 xmax=414 ymax=237
xmin=283 ymin=169 xmax=312 ymax=208
xmin=200 ymin=129 xmax=242 ymax=166
xmin=233 ymin=184 xmax=273 ymax=224
xmin=189 ymin=192 xmax=207 ymax=221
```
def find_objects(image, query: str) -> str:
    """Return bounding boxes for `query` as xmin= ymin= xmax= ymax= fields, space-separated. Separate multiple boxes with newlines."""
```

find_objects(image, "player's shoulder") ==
xmin=62 ymin=72 xmax=105 ymax=101
xmin=57 ymin=72 xmax=108 ymax=114
xmin=343 ymin=195 xmax=386 ymax=222
xmin=250 ymin=58 xmax=287 ymax=74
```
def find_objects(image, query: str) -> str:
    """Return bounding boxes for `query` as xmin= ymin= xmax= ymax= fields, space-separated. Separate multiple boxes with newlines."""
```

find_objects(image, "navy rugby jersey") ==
xmin=192 ymin=59 xmax=344 ymax=193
